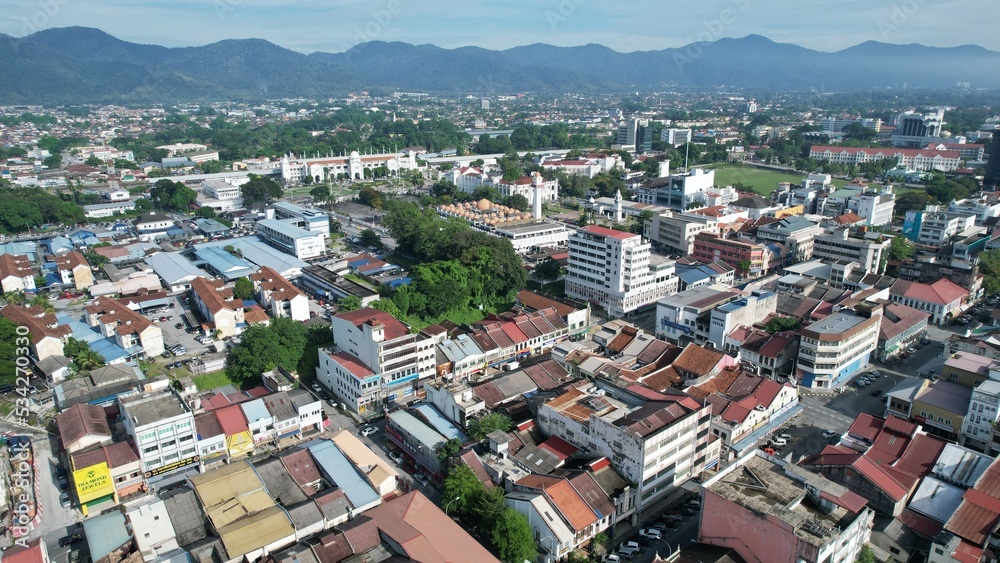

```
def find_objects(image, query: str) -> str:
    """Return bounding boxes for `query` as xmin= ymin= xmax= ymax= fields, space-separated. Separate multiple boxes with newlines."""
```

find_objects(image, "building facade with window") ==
xmin=120 ymin=389 xmax=197 ymax=480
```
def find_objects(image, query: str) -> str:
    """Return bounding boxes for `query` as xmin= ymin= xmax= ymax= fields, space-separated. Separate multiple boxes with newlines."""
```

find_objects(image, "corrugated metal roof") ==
xmin=305 ymin=439 xmax=380 ymax=510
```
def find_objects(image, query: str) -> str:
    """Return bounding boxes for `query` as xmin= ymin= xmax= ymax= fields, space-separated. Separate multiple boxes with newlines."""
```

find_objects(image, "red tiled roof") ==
xmin=190 ymin=276 xmax=240 ymax=315
xmin=544 ymin=479 xmax=598 ymax=532
xmin=672 ymin=343 xmax=725 ymax=378
xmin=0 ymin=254 xmax=33 ymax=280
xmin=280 ymin=449 xmax=323 ymax=492
xmin=582 ymin=225 xmax=637 ymax=240
xmin=820 ymin=489 xmax=868 ymax=514
xmin=852 ymin=456 xmax=909 ymax=501
xmin=891 ymin=277 xmax=968 ymax=306
xmin=334 ymin=308 xmax=409 ymax=340
xmin=894 ymin=433 xmax=947 ymax=479
xmin=215 ymin=404 xmax=250 ymax=435
xmin=847 ymin=413 xmax=883 ymax=442
xmin=810 ymin=145 xmax=961 ymax=159
xmin=0 ymin=304 xmax=71 ymax=345
xmin=954 ymin=540 xmax=984 ymax=563
xmin=457 ymin=450 xmax=494 ymax=490
xmin=365 ymin=491 xmax=499 ymax=563
xmin=900 ymin=508 xmax=944 ymax=538
xmin=328 ymin=351 xmax=374 ymax=379
xmin=54 ymin=250 xmax=90 ymax=272
xmin=538 ymin=436 xmax=578 ymax=461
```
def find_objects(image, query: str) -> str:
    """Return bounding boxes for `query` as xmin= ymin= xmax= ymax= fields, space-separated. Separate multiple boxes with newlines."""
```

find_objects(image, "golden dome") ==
xmin=476 ymin=198 xmax=493 ymax=211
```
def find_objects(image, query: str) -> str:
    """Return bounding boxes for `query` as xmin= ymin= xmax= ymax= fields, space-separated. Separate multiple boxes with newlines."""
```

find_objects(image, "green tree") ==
xmin=240 ymin=174 xmax=283 ymax=206
xmin=42 ymin=154 xmax=62 ymax=168
xmin=441 ymin=465 xmax=483 ymax=515
xmin=370 ymin=298 xmax=401 ymax=317
xmin=359 ymin=229 xmax=382 ymax=249
xmin=471 ymin=485 xmax=507 ymax=528
xmin=310 ymin=185 xmax=330 ymax=201
xmin=195 ymin=207 xmax=217 ymax=219
xmin=223 ymin=244 xmax=243 ymax=258
xmin=337 ymin=295 xmax=362 ymax=313
xmin=467 ymin=412 xmax=512 ymax=440
xmin=64 ymin=337 xmax=105 ymax=371
xmin=84 ymin=155 xmax=103 ymax=167
xmin=505 ymin=194 xmax=530 ymax=212
xmin=887 ymin=235 xmax=914 ymax=262
xmin=737 ymin=259 xmax=753 ymax=276
xmin=227 ymin=318 xmax=307 ymax=384
xmin=0 ymin=318 xmax=21 ymax=383
xmin=856 ymin=544 xmax=875 ymax=563
xmin=150 ymin=179 xmax=198 ymax=212
xmin=765 ymin=316 xmax=800 ymax=334
xmin=436 ymin=438 xmax=462 ymax=461
xmin=233 ymin=277 xmax=255 ymax=300
xmin=979 ymin=249 xmax=1000 ymax=295
xmin=491 ymin=508 xmax=536 ymax=563
xmin=534 ymin=257 xmax=563 ymax=281
xmin=29 ymin=292 xmax=53 ymax=313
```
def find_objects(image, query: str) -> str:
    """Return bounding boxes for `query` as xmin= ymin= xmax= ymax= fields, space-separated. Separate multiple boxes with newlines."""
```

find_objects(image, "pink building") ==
xmin=700 ymin=452 xmax=874 ymax=563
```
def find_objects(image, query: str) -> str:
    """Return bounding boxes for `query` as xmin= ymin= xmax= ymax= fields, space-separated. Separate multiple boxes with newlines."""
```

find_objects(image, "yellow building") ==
xmin=941 ymin=351 xmax=995 ymax=388
xmin=217 ymin=405 xmax=255 ymax=458
xmin=70 ymin=461 xmax=117 ymax=516
xmin=912 ymin=379 xmax=972 ymax=442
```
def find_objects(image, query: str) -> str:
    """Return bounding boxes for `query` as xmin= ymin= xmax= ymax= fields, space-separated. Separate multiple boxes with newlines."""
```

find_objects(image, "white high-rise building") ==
xmin=565 ymin=226 xmax=673 ymax=317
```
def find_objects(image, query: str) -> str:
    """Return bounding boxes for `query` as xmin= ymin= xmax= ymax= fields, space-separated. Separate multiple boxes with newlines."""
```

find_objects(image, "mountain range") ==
xmin=2 ymin=27 xmax=999 ymax=104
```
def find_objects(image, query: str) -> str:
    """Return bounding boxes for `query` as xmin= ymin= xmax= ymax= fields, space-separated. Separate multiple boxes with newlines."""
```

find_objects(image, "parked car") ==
xmin=602 ymin=554 xmax=622 ymax=563
xmin=871 ymin=389 xmax=884 ymax=397
xmin=360 ymin=426 xmax=378 ymax=437
xmin=638 ymin=529 xmax=662 ymax=541
xmin=388 ymin=451 xmax=404 ymax=464
xmin=776 ymin=433 xmax=792 ymax=441
xmin=59 ymin=492 xmax=71 ymax=508
xmin=770 ymin=437 xmax=788 ymax=447
xmin=663 ymin=514 xmax=683 ymax=523
xmin=907 ymin=347 xmax=917 ymax=354
xmin=822 ymin=430 xmax=839 ymax=439
xmin=414 ymin=473 xmax=429 ymax=485
xmin=174 ymin=323 xmax=184 ymax=330
xmin=58 ymin=535 xmax=82 ymax=547
xmin=619 ymin=541 xmax=640 ymax=552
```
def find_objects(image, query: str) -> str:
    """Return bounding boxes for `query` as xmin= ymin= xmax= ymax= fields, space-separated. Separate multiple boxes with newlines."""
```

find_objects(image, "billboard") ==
xmin=73 ymin=462 xmax=115 ymax=504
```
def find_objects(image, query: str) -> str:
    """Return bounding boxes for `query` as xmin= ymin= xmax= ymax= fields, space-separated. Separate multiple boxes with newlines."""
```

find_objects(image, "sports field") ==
xmin=705 ymin=165 xmax=847 ymax=195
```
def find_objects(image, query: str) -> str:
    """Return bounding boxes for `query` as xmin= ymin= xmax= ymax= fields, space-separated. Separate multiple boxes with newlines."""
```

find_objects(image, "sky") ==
xmin=2 ymin=0 xmax=997 ymax=54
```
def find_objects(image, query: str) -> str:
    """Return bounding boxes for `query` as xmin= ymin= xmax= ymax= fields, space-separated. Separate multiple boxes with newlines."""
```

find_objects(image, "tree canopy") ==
xmin=151 ymin=179 xmax=198 ymax=212
xmin=233 ymin=277 xmax=255 ymax=300
xmin=227 ymin=318 xmax=307 ymax=384
xmin=382 ymin=200 xmax=527 ymax=321
xmin=491 ymin=509 xmax=536 ymax=563
xmin=240 ymin=174 xmax=283 ymax=206
xmin=467 ymin=412 xmax=512 ymax=440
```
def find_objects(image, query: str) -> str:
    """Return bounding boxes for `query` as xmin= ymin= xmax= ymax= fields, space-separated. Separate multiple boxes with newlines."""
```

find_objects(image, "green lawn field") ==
xmin=704 ymin=166 xmax=847 ymax=195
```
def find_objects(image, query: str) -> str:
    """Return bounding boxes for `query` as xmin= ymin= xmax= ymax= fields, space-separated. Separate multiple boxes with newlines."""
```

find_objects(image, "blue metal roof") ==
xmin=194 ymin=247 xmax=257 ymax=280
xmin=411 ymin=404 xmax=467 ymax=441
xmin=304 ymin=439 xmax=380 ymax=509
xmin=239 ymin=398 xmax=271 ymax=424
xmin=193 ymin=237 xmax=307 ymax=276
xmin=56 ymin=313 xmax=131 ymax=363
xmin=82 ymin=510 xmax=131 ymax=561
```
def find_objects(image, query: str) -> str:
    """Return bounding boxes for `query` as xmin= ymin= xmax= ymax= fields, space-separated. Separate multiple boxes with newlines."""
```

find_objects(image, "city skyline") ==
xmin=2 ymin=0 xmax=998 ymax=55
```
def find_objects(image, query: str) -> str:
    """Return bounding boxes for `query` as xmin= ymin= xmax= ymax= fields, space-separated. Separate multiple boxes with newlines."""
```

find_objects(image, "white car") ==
xmin=822 ymin=430 xmax=839 ymax=439
xmin=638 ymin=528 xmax=662 ymax=541
xmin=360 ymin=426 xmax=378 ymax=437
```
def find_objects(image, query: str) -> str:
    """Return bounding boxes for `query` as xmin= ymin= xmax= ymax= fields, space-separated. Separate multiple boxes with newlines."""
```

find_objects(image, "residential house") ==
xmin=0 ymin=254 xmax=36 ymax=294
xmin=54 ymin=251 xmax=94 ymax=290
xmin=84 ymin=297 xmax=165 ymax=359
xmin=249 ymin=266 xmax=309 ymax=322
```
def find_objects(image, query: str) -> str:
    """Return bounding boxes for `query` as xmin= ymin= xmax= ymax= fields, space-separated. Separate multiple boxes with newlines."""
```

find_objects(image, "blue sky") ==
xmin=2 ymin=0 xmax=997 ymax=53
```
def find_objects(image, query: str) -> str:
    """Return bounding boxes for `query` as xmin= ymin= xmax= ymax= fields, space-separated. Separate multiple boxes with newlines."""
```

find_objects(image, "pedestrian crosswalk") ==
xmin=798 ymin=398 xmax=857 ymax=431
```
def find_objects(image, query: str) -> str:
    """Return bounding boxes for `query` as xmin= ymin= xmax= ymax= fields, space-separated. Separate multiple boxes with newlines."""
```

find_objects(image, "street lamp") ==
xmin=444 ymin=496 xmax=461 ymax=514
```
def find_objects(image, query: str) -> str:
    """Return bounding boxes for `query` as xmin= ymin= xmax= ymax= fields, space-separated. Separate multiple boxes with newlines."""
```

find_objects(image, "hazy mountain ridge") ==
xmin=2 ymin=27 xmax=998 ymax=103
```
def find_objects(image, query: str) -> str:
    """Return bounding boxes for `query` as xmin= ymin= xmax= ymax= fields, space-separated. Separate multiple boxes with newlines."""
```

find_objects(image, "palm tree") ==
xmin=74 ymin=350 xmax=105 ymax=371
xmin=4 ymin=291 xmax=25 ymax=305
xmin=29 ymin=292 xmax=54 ymax=313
